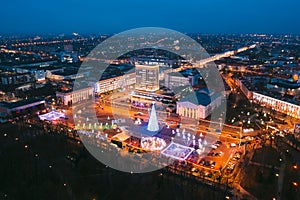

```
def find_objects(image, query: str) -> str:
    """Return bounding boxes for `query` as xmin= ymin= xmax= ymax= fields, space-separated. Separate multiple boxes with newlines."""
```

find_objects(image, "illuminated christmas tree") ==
xmin=147 ymin=103 xmax=159 ymax=132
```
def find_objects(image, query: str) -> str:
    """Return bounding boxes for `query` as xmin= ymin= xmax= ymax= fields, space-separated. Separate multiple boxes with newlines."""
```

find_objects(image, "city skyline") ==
xmin=1 ymin=30 xmax=300 ymax=199
xmin=1 ymin=0 xmax=300 ymax=35
xmin=1 ymin=2 xmax=300 ymax=199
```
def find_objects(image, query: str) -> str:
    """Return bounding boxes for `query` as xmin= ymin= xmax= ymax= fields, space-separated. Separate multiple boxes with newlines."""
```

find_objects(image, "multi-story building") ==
xmin=165 ymin=72 xmax=197 ymax=89
xmin=176 ymin=89 xmax=222 ymax=119
xmin=294 ymin=124 xmax=300 ymax=142
xmin=94 ymin=72 xmax=136 ymax=94
xmin=48 ymin=70 xmax=89 ymax=81
xmin=235 ymin=79 xmax=254 ymax=99
xmin=56 ymin=87 xmax=94 ymax=106
xmin=16 ymin=66 xmax=46 ymax=82
xmin=252 ymin=92 xmax=300 ymax=118
xmin=236 ymin=77 xmax=300 ymax=119
xmin=0 ymin=72 xmax=32 ymax=86
xmin=135 ymin=64 xmax=159 ymax=92
xmin=0 ymin=97 xmax=45 ymax=117
xmin=12 ymin=61 xmax=58 ymax=82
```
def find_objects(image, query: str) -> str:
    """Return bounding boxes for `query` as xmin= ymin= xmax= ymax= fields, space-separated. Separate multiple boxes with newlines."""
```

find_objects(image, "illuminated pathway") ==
xmin=174 ymin=44 xmax=257 ymax=72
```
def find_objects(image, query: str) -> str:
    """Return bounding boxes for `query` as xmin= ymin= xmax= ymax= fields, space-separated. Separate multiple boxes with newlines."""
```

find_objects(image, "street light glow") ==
xmin=292 ymin=182 xmax=298 ymax=187
xmin=293 ymin=164 xmax=298 ymax=170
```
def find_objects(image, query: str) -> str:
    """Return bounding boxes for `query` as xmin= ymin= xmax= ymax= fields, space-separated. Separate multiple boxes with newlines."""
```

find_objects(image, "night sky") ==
xmin=1 ymin=0 xmax=299 ymax=34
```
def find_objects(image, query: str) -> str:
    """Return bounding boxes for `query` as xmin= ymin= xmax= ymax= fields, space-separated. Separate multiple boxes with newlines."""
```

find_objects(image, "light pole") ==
xmin=219 ymin=117 xmax=222 ymax=131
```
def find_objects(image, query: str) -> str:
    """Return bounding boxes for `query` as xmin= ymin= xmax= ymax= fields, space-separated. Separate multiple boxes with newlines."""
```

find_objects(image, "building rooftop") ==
xmin=179 ymin=89 xmax=221 ymax=106
xmin=135 ymin=64 xmax=159 ymax=69
xmin=0 ymin=97 xmax=45 ymax=109
xmin=0 ymin=71 xmax=31 ymax=77
xmin=269 ymin=77 xmax=300 ymax=89
xmin=56 ymin=86 xmax=93 ymax=94
xmin=52 ymin=69 xmax=78 ymax=76
xmin=240 ymin=79 xmax=257 ymax=92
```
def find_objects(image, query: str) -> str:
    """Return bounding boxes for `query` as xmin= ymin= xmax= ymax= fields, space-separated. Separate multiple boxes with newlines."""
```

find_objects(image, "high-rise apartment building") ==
xmin=135 ymin=64 xmax=159 ymax=92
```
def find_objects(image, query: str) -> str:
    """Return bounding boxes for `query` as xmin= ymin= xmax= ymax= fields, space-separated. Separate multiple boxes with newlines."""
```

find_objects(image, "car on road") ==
xmin=244 ymin=136 xmax=254 ymax=141
xmin=233 ymin=152 xmax=241 ymax=160
xmin=230 ymin=143 xmax=237 ymax=147
xmin=215 ymin=152 xmax=223 ymax=157
xmin=207 ymin=152 xmax=215 ymax=156
xmin=134 ymin=112 xmax=144 ymax=116
xmin=191 ymin=167 xmax=199 ymax=173
xmin=215 ymin=141 xmax=222 ymax=147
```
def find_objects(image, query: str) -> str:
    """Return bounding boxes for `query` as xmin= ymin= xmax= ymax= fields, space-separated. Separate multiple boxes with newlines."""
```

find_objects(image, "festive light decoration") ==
xmin=147 ymin=104 xmax=159 ymax=132
xmin=38 ymin=111 xmax=65 ymax=121
xmin=141 ymin=137 xmax=167 ymax=151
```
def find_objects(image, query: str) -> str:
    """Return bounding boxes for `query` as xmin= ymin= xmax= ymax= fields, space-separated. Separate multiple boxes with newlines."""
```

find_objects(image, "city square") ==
xmin=1 ymin=1 xmax=300 ymax=199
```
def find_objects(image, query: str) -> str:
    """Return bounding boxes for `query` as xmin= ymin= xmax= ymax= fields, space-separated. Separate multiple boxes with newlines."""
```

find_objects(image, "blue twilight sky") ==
xmin=0 ymin=0 xmax=299 ymax=34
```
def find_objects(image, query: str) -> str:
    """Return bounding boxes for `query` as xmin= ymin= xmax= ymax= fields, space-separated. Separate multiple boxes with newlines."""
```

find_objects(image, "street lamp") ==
xmin=292 ymin=164 xmax=298 ymax=170
xmin=292 ymin=182 xmax=298 ymax=187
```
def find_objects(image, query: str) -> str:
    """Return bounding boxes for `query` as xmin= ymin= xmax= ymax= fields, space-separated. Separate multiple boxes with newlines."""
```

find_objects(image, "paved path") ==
xmin=234 ymin=184 xmax=257 ymax=200
xmin=274 ymin=140 xmax=289 ymax=200
xmin=249 ymin=161 xmax=280 ymax=170
xmin=277 ymin=156 xmax=286 ymax=200
xmin=233 ymin=145 xmax=258 ymax=200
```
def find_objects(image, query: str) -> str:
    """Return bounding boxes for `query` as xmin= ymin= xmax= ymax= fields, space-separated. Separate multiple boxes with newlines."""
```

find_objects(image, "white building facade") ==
xmin=56 ymin=87 xmax=94 ymax=106
xmin=236 ymin=78 xmax=300 ymax=119
xmin=94 ymin=73 xmax=136 ymax=94
xmin=165 ymin=72 xmax=195 ymax=89
xmin=176 ymin=90 xmax=222 ymax=119
xmin=252 ymin=92 xmax=300 ymax=118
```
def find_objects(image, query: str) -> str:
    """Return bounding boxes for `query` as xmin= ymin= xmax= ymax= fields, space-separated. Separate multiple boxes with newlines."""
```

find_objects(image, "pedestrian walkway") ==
xmin=273 ymin=142 xmax=286 ymax=200
xmin=234 ymin=183 xmax=257 ymax=200
xmin=249 ymin=161 xmax=280 ymax=170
